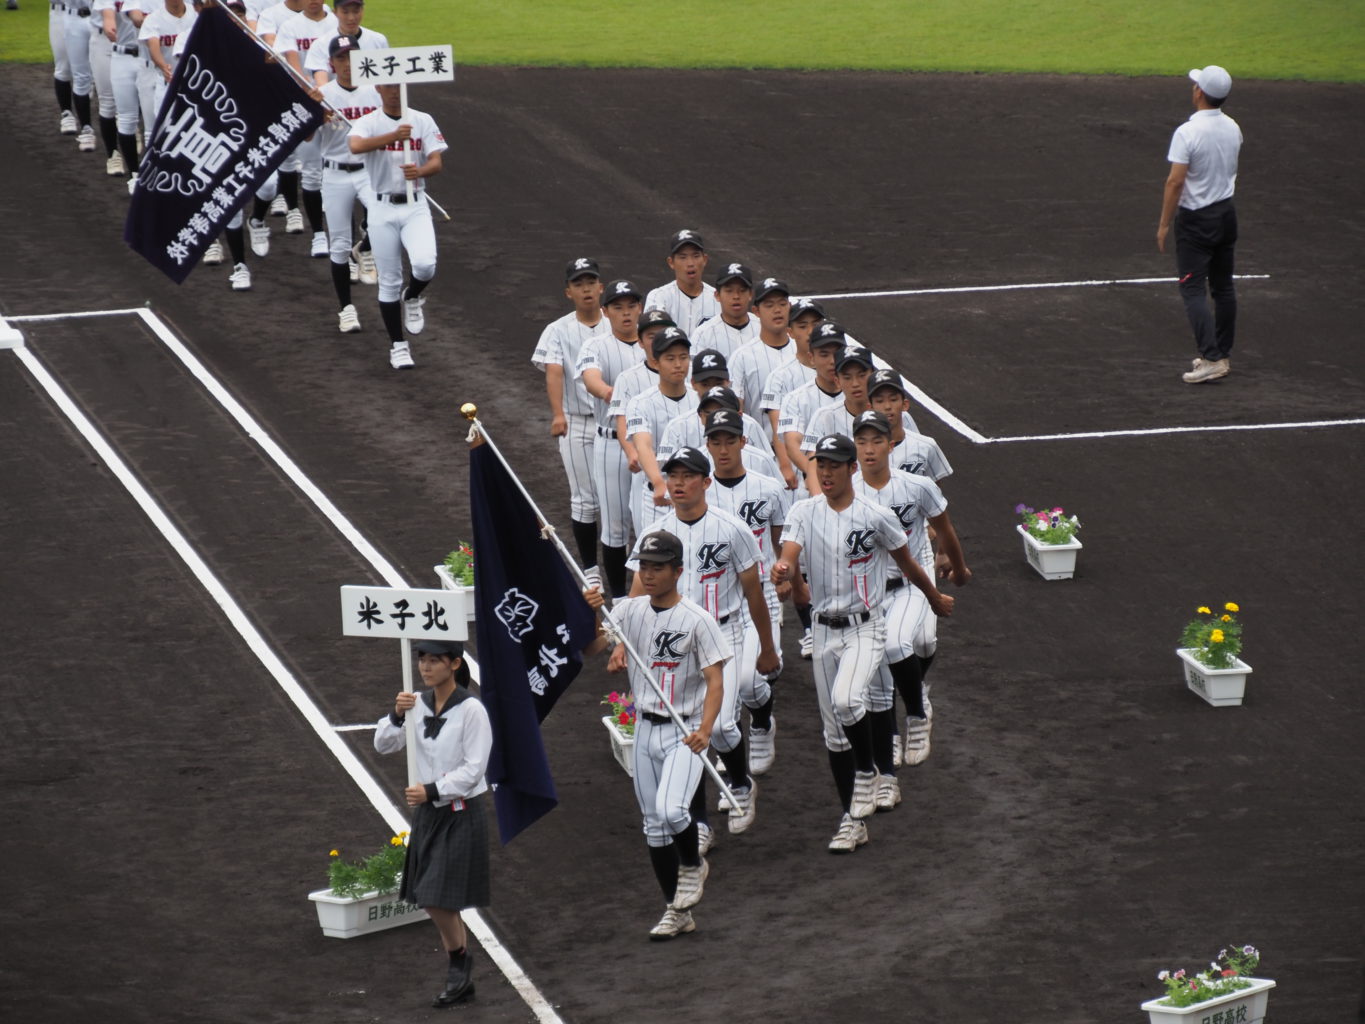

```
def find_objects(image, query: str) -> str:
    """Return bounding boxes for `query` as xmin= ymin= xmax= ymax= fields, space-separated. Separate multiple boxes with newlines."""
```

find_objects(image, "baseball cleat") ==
xmin=105 ymin=151 xmax=125 ymax=176
xmin=903 ymin=716 xmax=931 ymax=766
xmin=749 ymin=717 xmax=776 ymax=775
xmin=828 ymin=813 xmax=869 ymax=854
xmin=59 ymin=111 xmax=78 ymax=135
xmin=649 ymin=907 xmax=695 ymax=941
xmin=401 ymin=287 xmax=426 ymax=334
xmin=76 ymin=126 xmax=96 ymax=152
xmin=228 ymin=263 xmax=251 ymax=291
xmin=348 ymin=259 xmax=359 ymax=283
xmin=338 ymin=304 xmax=362 ymax=333
xmin=726 ymin=780 xmax=757 ymax=835
xmin=284 ymin=208 xmax=304 ymax=234
xmin=1183 ymin=357 xmax=1230 ymax=384
xmin=697 ymin=821 xmax=715 ymax=856
xmin=389 ymin=341 xmax=415 ymax=369
xmin=269 ymin=193 xmax=287 ymax=216
xmin=671 ymin=858 xmax=708 ymax=909
xmin=799 ymin=627 xmax=813 ymax=659
xmin=248 ymin=219 xmax=270 ymax=257
xmin=126 ymin=174 xmax=138 ymax=195
xmin=850 ymin=770 xmax=878 ymax=820
xmin=202 ymin=240 xmax=224 ymax=265
xmin=357 ymin=250 xmax=378 ymax=284
xmin=874 ymin=773 xmax=901 ymax=812
xmin=310 ymin=232 xmax=328 ymax=257
xmin=922 ymin=682 xmax=934 ymax=721
xmin=892 ymin=734 xmax=903 ymax=767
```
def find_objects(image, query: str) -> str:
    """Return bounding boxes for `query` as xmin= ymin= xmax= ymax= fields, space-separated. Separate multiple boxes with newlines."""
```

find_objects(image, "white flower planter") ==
xmin=1016 ymin=524 xmax=1082 ymax=580
xmin=1141 ymin=976 xmax=1275 ymax=1023
xmin=1177 ymin=648 xmax=1253 ymax=707
xmin=602 ymin=715 xmax=634 ymax=777
xmin=308 ymin=887 xmax=425 ymax=939
xmin=433 ymin=564 xmax=476 ymax=621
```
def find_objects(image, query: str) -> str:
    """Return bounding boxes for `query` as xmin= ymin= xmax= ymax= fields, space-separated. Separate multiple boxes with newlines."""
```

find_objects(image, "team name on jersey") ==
xmin=383 ymin=139 xmax=424 ymax=152
xmin=296 ymin=38 xmax=315 ymax=49
xmin=845 ymin=529 xmax=877 ymax=565
xmin=339 ymin=104 xmax=377 ymax=120
xmin=159 ymin=33 xmax=177 ymax=45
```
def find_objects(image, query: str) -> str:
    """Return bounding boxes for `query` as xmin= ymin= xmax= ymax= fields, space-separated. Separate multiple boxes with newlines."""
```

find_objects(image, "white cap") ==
xmin=1188 ymin=65 xmax=1232 ymax=99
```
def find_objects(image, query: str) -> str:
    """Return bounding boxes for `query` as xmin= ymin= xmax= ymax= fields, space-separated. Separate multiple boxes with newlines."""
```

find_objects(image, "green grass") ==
xmin=4 ymin=0 xmax=1362 ymax=81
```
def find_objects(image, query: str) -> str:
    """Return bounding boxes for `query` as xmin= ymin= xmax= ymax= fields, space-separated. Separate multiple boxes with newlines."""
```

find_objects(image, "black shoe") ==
xmin=433 ymin=949 xmax=475 ymax=1008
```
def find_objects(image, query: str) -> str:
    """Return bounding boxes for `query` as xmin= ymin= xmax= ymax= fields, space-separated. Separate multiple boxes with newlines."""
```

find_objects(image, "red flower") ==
xmin=618 ymin=711 xmax=630 ymax=725
xmin=1222 ymin=970 xmax=1237 ymax=977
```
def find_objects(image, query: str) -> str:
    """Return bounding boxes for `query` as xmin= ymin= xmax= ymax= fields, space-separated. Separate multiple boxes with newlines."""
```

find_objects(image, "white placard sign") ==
xmin=352 ymin=45 xmax=455 ymax=86
xmin=340 ymin=585 xmax=468 ymax=641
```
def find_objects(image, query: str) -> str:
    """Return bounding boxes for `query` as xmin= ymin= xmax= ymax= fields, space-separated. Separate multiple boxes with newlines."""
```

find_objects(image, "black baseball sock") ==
xmin=748 ymin=691 xmax=775 ymax=731
xmin=54 ymin=76 xmax=72 ymax=114
xmin=72 ymin=92 xmax=91 ymax=129
xmin=601 ymin=544 xmax=628 ymax=598
xmin=117 ymin=132 xmax=139 ymax=175
xmin=571 ymin=519 xmax=598 ymax=569
xmin=841 ymin=715 xmax=874 ymax=774
xmin=889 ymin=655 xmax=926 ymax=718
xmin=99 ymin=115 xmax=117 ymax=156
xmin=920 ymin=653 xmax=936 ymax=680
xmin=689 ymin=775 xmax=709 ymax=828
xmin=870 ymin=708 xmax=897 ymax=775
xmin=379 ymin=300 xmax=404 ymax=344
xmin=647 ymin=842 xmax=680 ymax=903
xmin=717 ymin=741 xmax=750 ymax=793
xmin=225 ymin=226 xmax=245 ymax=265
xmin=796 ymin=603 xmax=812 ymax=629
xmin=827 ymin=748 xmax=856 ymax=813
xmin=278 ymin=169 xmax=300 ymax=210
xmin=405 ymin=273 xmax=432 ymax=300
xmin=330 ymin=260 xmax=352 ymax=308
xmin=673 ymin=819 xmax=700 ymax=868
xmin=302 ymin=187 xmax=323 ymax=231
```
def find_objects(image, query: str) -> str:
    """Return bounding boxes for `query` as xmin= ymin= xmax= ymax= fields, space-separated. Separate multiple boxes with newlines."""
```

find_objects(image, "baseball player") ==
xmin=62 ymin=0 xmax=96 ymax=151
xmin=274 ymin=0 xmax=335 ymax=256
xmin=583 ymin=533 xmax=729 ymax=940
xmin=348 ymin=82 xmax=447 ymax=369
xmin=644 ymin=229 xmax=719 ymax=336
xmin=689 ymin=262 xmax=758 ymax=360
xmin=532 ymin=258 xmax=606 ymax=582
xmin=771 ymin=433 xmax=953 ymax=852
xmin=728 ymin=277 xmax=796 ymax=442
xmin=257 ymin=0 xmax=306 ymax=222
xmin=658 ymin=383 xmax=772 ymax=467
xmin=94 ymin=0 xmax=144 ymax=180
xmin=137 ymin=0 xmax=195 ymax=128
xmin=609 ymin=309 xmax=674 ymax=539
xmin=627 ymin=448 xmax=780 ymax=838
xmin=867 ymin=369 xmax=954 ymax=482
xmin=575 ymin=279 xmax=646 ymax=596
xmin=50 ymin=0 xmax=76 ymax=136
xmin=626 ymin=327 xmax=699 ymax=536
xmin=758 ymin=296 xmax=822 ymax=487
xmin=851 ymin=411 xmax=969 ymax=800
xmin=86 ymin=0 xmax=121 ymax=172
xmin=303 ymin=0 xmax=387 ymax=85
xmin=315 ymin=33 xmax=378 ymax=332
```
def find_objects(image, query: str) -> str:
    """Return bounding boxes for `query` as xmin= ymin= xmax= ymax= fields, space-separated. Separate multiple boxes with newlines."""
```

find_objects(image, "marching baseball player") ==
xmin=759 ymin=296 xmax=822 ymax=485
xmin=51 ymin=0 xmax=76 ymax=136
xmin=609 ymin=309 xmax=673 ymax=539
xmin=771 ymin=433 xmax=953 ymax=852
xmin=348 ymin=82 xmax=448 ymax=369
xmin=689 ymin=262 xmax=758 ymax=360
xmin=867 ymin=369 xmax=954 ymax=482
xmin=303 ymin=0 xmax=387 ymax=85
xmin=582 ymin=534 xmax=729 ymax=941
xmin=728 ymin=277 xmax=796 ymax=440
xmin=136 ymin=0 xmax=194 ymax=133
xmin=851 ymin=411 xmax=969 ymax=798
xmin=94 ymin=0 xmax=144 ymax=180
xmin=87 ymin=0 xmax=121 ymax=172
xmin=62 ymin=0 xmax=97 ymax=151
xmin=628 ymin=448 xmax=780 ymax=838
xmin=257 ymin=0 xmax=305 ymax=222
xmin=644 ymin=229 xmax=719 ymax=337
xmin=658 ymin=383 xmax=772 ymax=468
xmin=626 ymin=327 xmax=699 ymax=536
xmin=274 ymin=0 xmax=335 ymax=256
xmin=575 ymin=279 xmax=646 ymax=596
xmin=532 ymin=258 xmax=606 ymax=582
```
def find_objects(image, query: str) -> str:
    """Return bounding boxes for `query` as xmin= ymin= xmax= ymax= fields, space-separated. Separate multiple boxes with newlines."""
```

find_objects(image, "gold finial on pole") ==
xmin=460 ymin=403 xmax=478 ymax=420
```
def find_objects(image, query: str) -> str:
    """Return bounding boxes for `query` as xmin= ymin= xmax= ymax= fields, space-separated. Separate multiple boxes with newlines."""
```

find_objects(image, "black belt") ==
xmin=376 ymin=192 xmax=422 ymax=205
xmin=324 ymin=159 xmax=363 ymax=172
xmin=815 ymin=610 xmax=871 ymax=629
xmin=113 ymin=44 xmax=139 ymax=57
xmin=886 ymin=578 xmax=906 ymax=592
xmin=596 ymin=425 xmax=617 ymax=439
xmin=716 ymin=613 xmax=731 ymax=625
xmin=641 ymin=712 xmax=672 ymax=725
xmin=76 ymin=6 xmax=91 ymax=15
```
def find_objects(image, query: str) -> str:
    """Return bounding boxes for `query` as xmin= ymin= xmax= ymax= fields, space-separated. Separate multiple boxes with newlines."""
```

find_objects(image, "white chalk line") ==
xmin=9 ymin=307 xmax=150 ymax=321
xmin=988 ymin=417 xmax=1365 ymax=443
xmin=6 ymin=311 xmax=560 ymax=1024
xmin=803 ymin=273 xmax=1271 ymax=301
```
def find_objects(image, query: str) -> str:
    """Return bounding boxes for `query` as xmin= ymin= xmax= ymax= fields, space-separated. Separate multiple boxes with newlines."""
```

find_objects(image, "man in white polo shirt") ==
xmin=1156 ymin=64 xmax=1243 ymax=385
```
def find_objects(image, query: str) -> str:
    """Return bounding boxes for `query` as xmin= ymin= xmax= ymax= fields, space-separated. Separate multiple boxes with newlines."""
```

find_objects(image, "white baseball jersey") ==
xmin=304 ymin=24 xmax=390 ymax=74
xmin=761 ymin=358 xmax=816 ymax=413
xmin=626 ymin=388 xmax=699 ymax=444
xmin=93 ymin=0 xmax=139 ymax=47
xmin=254 ymin=0 xmax=302 ymax=40
xmin=728 ymin=339 xmax=796 ymax=426
xmin=532 ymin=311 xmax=602 ymax=418
xmin=139 ymin=6 xmax=194 ymax=55
xmin=629 ymin=508 xmax=762 ymax=624
xmin=891 ymin=430 xmax=953 ymax=481
xmin=801 ymin=405 xmax=920 ymax=452
xmin=608 ymin=362 xmax=658 ymax=423
xmin=777 ymin=380 xmax=842 ymax=439
xmin=657 ymin=408 xmax=772 ymax=462
xmin=643 ymin=280 xmax=719 ymax=338
xmin=690 ymin=314 xmax=759 ymax=362
xmin=275 ymin=8 xmax=336 ymax=57
xmin=347 ymin=106 xmax=447 ymax=196
xmin=574 ymin=333 xmax=644 ymax=431
xmin=317 ymin=79 xmax=379 ymax=162
xmin=781 ymin=493 xmax=908 ymax=615
xmin=854 ymin=469 xmax=947 ymax=574
xmin=612 ymin=596 xmax=731 ymax=718
xmin=707 ymin=470 xmax=787 ymax=576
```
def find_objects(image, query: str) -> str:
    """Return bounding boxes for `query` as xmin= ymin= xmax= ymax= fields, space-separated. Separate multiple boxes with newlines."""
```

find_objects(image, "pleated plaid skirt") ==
xmin=400 ymin=793 xmax=490 ymax=910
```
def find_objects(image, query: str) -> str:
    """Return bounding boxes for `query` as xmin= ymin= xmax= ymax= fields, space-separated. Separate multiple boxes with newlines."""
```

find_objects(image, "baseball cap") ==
xmin=654 ymin=326 xmax=691 ymax=354
xmin=692 ymin=349 xmax=729 ymax=379
xmin=789 ymin=297 xmax=826 ymax=321
xmin=564 ymin=256 xmax=600 ymax=282
xmin=698 ymin=385 xmax=740 ymax=412
xmin=851 ymin=410 xmax=892 ymax=436
xmin=636 ymin=530 xmax=685 ymax=564
xmin=752 ymin=276 xmax=790 ymax=304
xmin=328 ymin=33 xmax=361 ymax=57
xmin=638 ymin=308 xmax=675 ymax=332
xmin=661 ymin=447 xmax=711 ymax=476
xmin=811 ymin=321 xmax=847 ymax=348
xmin=714 ymin=262 xmax=753 ymax=289
xmin=668 ymin=229 xmax=706 ymax=254
xmin=836 ymin=346 xmax=876 ymax=372
xmin=812 ymin=434 xmax=857 ymax=463
xmin=869 ymin=368 xmax=909 ymax=397
xmin=704 ymin=409 xmax=745 ymax=437
xmin=1188 ymin=65 xmax=1232 ymax=99
xmin=603 ymin=279 xmax=643 ymax=305
xmin=414 ymin=639 xmax=464 ymax=657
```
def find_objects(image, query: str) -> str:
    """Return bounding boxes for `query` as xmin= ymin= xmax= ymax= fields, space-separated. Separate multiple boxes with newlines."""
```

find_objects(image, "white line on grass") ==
xmin=803 ymin=273 xmax=1271 ymax=301
xmin=987 ymin=417 xmax=1365 ymax=444
xmin=10 ymin=307 xmax=150 ymax=321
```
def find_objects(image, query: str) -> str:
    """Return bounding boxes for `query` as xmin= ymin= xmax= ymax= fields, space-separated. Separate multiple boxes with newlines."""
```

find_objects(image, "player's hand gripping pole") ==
xmin=461 ymin=404 xmax=742 ymax=813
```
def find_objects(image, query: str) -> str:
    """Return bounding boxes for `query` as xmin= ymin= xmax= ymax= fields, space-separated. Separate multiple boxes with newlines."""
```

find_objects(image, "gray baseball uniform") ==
xmin=533 ymin=310 xmax=603 ymax=523
xmin=575 ymin=331 xmax=645 ymax=547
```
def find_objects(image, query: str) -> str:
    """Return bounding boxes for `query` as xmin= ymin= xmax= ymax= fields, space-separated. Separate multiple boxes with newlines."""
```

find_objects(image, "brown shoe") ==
xmin=1183 ymin=358 xmax=1230 ymax=384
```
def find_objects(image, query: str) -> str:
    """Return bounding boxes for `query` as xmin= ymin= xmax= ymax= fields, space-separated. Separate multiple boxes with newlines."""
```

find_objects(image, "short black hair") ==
xmin=1204 ymin=93 xmax=1226 ymax=108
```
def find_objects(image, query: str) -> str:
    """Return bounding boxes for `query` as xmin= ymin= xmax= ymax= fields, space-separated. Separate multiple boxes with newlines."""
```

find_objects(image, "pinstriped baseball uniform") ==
xmin=802 ymin=406 xmax=920 ymax=453
xmin=892 ymin=431 xmax=953 ymax=482
xmin=658 ymin=408 xmax=773 ymax=463
xmin=690 ymin=313 xmax=759 ymax=362
xmin=610 ymin=362 xmax=665 ymax=537
xmin=729 ymin=339 xmax=797 ymax=440
xmin=643 ymin=281 xmax=719 ymax=338
xmin=575 ymin=332 xmax=645 ymax=547
xmin=781 ymin=492 xmax=907 ymax=750
xmin=777 ymin=380 xmax=842 ymax=444
xmin=625 ymin=387 xmax=699 ymax=534
xmin=708 ymin=469 xmax=788 ymax=647
xmin=613 ymin=595 xmax=731 ymax=846
xmin=629 ymin=509 xmax=764 ymax=751
xmin=654 ymin=431 xmax=790 ymax=517
xmin=532 ymin=310 xmax=604 ymax=523
xmin=761 ymin=359 xmax=817 ymax=417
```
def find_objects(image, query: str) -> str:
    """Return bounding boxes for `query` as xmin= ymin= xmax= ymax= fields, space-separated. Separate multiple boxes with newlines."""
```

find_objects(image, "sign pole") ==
xmin=401 ymin=637 xmax=419 ymax=785
xmin=400 ymin=80 xmax=415 ymax=203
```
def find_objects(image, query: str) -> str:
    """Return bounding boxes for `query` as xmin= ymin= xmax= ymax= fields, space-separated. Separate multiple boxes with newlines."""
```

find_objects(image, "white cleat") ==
xmin=726 ymin=780 xmax=757 ymax=835
xmin=828 ymin=813 xmax=869 ymax=854
xmin=337 ymin=304 xmax=361 ymax=334
xmin=126 ymin=174 xmax=138 ymax=196
xmin=310 ymin=231 xmax=328 ymax=258
xmin=671 ymin=858 xmax=709 ymax=909
xmin=105 ymin=151 xmax=125 ymax=176
xmin=248 ymin=219 xmax=270 ymax=258
xmin=850 ymin=770 xmax=878 ymax=820
xmin=402 ymin=287 xmax=425 ymax=334
xmin=348 ymin=259 xmax=359 ymax=283
xmin=59 ymin=110 xmax=78 ymax=135
xmin=749 ymin=717 xmax=776 ymax=775
xmin=389 ymin=340 xmax=415 ymax=369
xmin=903 ymin=715 xmax=931 ymax=766
xmin=202 ymin=240 xmax=224 ymax=265
xmin=874 ymin=773 xmax=901 ymax=812
xmin=697 ymin=821 xmax=715 ymax=856
xmin=284 ymin=208 xmax=304 ymax=234
xmin=269 ymin=193 xmax=288 ymax=216
xmin=649 ymin=906 xmax=695 ymax=941
xmin=228 ymin=263 xmax=251 ymax=291
xmin=76 ymin=125 xmax=96 ymax=152
xmin=799 ymin=627 xmax=813 ymax=659
xmin=357 ymin=249 xmax=377 ymax=285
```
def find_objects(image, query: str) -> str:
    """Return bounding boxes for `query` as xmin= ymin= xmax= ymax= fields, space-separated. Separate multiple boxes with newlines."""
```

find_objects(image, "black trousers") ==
xmin=1175 ymin=198 xmax=1238 ymax=362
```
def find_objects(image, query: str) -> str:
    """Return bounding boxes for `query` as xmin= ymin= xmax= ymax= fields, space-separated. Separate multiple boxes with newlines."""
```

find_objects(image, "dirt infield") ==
xmin=2 ymin=64 xmax=1363 ymax=1022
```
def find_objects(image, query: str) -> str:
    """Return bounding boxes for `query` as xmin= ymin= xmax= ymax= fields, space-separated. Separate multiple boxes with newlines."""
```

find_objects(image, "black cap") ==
xmin=328 ymin=33 xmax=361 ymax=57
xmin=752 ymin=276 xmax=791 ymax=304
xmin=836 ymin=345 xmax=876 ymax=372
xmin=811 ymin=320 xmax=847 ymax=347
xmin=653 ymin=326 xmax=691 ymax=353
xmin=704 ymin=409 xmax=745 ymax=437
xmin=789 ymin=297 xmax=826 ymax=320
xmin=668 ymin=229 xmax=706 ymax=254
xmin=869 ymin=368 xmax=908 ymax=397
xmin=637 ymin=530 xmax=685 ymax=564
xmin=602 ymin=279 xmax=643 ymax=305
xmin=564 ymin=256 xmax=600 ymax=282
xmin=698 ymin=385 xmax=740 ymax=412
xmin=691 ymin=349 xmax=728 ymax=379
xmin=714 ymin=261 xmax=753 ymax=289
xmin=661 ymin=447 xmax=711 ymax=476
xmin=851 ymin=410 xmax=892 ymax=436
xmin=638 ymin=308 xmax=675 ymax=332
xmin=414 ymin=639 xmax=464 ymax=657
xmin=812 ymin=433 xmax=857 ymax=463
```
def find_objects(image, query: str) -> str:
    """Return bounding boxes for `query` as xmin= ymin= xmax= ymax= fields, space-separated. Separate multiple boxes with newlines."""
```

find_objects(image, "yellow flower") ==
xmin=1221 ymin=614 xmax=1232 ymax=622
xmin=1197 ymin=606 xmax=1212 ymax=615
xmin=390 ymin=836 xmax=403 ymax=847
xmin=329 ymin=850 xmax=339 ymax=857
xmin=1210 ymin=629 xmax=1225 ymax=643
xmin=1225 ymin=602 xmax=1240 ymax=612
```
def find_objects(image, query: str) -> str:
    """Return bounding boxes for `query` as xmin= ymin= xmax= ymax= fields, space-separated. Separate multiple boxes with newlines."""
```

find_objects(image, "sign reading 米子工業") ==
xmin=351 ymin=45 xmax=455 ymax=86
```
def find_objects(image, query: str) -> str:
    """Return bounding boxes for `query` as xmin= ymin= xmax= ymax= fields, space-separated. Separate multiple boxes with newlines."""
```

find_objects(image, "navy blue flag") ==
xmin=123 ymin=4 xmax=324 ymax=282
xmin=469 ymin=443 xmax=598 ymax=844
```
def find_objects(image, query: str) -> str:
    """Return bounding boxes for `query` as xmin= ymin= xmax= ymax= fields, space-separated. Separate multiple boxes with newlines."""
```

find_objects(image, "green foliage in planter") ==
xmin=444 ymin=542 xmax=475 ymax=586
xmin=1015 ymin=503 xmax=1080 ymax=545
xmin=327 ymin=833 xmax=408 ymax=899
xmin=1179 ymin=602 xmax=1244 ymax=669
xmin=1155 ymin=944 xmax=1261 ymax=1007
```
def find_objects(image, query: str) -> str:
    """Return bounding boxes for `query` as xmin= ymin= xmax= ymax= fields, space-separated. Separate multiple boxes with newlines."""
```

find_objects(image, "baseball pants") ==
xmin=871 ymin=583 xmax=936 ymax=712
xmin=297 ymin=135 xmax=322 ymax=192
xmin=707 ymin=616 xmax=770 ymax=754
xmin=812 ymin=614 xmax=887 ymax=751
xmin=1175 ymin=198 xmax=1238 ymax=362
xmin=591 ymin=430 xmax=632 ymax=548
xmin=558 ymin=413 xmax=598 ymax=522
xmin=322 ymin=166 xmax=374 ymax=264
xmin=226 ymin=173 xmax=279 ymax=230
xmin=89 ymin=27 xmax=114 ymax=120
xmin=51 ymin=5 xmax=71 ymax=82
xmin=110 ymin=50 xmax=140 ymax=137
xmin=136 ymin=58 xmax=159 ymax=136
xmin=63 ymin=10 xmax=93 ymax=96
xmin=633 ymin=714 xmax=704 ymax=847
xmin=367 ymin=194 xmax=436 ymax=303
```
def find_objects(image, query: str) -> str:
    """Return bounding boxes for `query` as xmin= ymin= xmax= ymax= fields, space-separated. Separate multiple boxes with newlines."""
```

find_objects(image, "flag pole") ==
xmin=460 ymin=403 xmax=741 ymax=812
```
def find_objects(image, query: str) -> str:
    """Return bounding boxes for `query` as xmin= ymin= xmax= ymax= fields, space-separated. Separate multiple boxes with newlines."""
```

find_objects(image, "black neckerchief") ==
xmin=422 ymin=686 xmax=471 ymax=738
